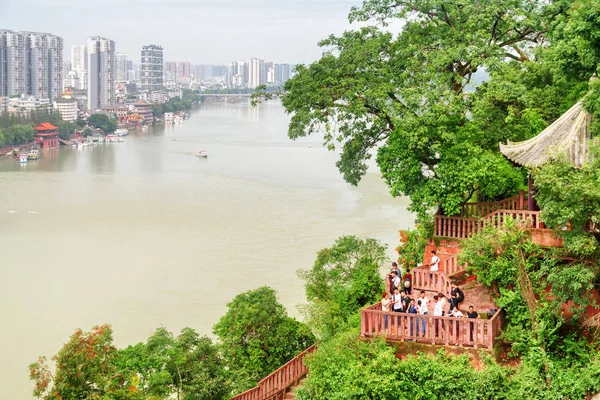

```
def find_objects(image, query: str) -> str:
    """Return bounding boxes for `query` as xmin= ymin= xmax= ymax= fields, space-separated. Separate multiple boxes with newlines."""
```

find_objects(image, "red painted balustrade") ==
xmin=360 ymin=303 xmax=504 ymax=349
xmin=229 ymin=344 xmax=317 ymax=400
xmin=434 ymin=209 xmax=541 ymax=240
xmin=412 ymin=266 xmax=454 ymax=298
xmin=461 ymin=192 xmax=527 ymax=218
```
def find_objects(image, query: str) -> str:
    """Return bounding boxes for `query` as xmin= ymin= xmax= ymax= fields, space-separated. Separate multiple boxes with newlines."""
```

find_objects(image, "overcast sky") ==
xmin=0 ymin=0 xmax=364 ymax=65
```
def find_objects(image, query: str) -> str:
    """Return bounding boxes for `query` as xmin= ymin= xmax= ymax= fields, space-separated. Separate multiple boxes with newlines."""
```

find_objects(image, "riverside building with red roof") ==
xmin=34 ymin=122 xmax=60 ymax=149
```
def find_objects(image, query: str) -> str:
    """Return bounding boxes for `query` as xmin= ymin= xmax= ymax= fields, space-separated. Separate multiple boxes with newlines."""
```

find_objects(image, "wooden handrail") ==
xmin=229 ymin=344 xmax=317 ymax=400
xmin=360 ymin=305 xmax=504 ymax=349
xmin=434 ymin=209 xmax=542 ymax=240
xmin=460 ymin=191 xmax=527 ymax=218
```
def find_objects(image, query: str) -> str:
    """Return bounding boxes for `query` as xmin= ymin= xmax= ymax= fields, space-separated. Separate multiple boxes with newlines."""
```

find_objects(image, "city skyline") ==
xmin=0 ymin=0 xmax=362 ymax=65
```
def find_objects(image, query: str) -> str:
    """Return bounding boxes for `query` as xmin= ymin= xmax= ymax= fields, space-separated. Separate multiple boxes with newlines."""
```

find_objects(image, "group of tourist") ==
xmin=382 ymin=252 xmax=480 ymax=342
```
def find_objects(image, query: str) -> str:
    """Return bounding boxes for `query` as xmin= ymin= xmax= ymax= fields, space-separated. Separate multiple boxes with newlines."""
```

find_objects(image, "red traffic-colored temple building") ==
xmin=34 ymin=122 xmax=60 ymax=149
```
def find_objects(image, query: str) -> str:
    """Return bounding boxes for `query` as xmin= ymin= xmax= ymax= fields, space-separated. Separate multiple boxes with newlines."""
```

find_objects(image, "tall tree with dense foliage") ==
xmin=297 ymin=235 xmax=385 ymax=340
xmin=29 ymin=325 xmax=143 ymax=400
xmin=116 ymin=327 xmax=230 ymax=400
xmin=5 ymin=124 xmax=35 ymax=145
xmin=88 ymin=114 xmax=117 ymax=133
xmin=534 ymin=146 xmax=600 ymax=258
xmin=213 ymin=286 xmax=315 ymax=394
xmin=255 ymin=0 xmax=600 ymax=219
xmin=459 ymin=219 xmax=598 ymax=386
xmin=57 ymin=121 xmax=77 ymax=141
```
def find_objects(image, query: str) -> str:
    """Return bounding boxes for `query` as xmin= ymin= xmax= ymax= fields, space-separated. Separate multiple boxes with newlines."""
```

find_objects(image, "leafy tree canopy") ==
xmin=88 ymin=114 xmax=117 ymax=133
xmin=115 ymin=327 xmax=230 ymax=400
xmin=261 ymin=0 xmax=597 ymax=219
xmin=29 ymin=325 xmax=143 ymax=400
xmin=5 ymin=124 xmax=35 ymax=145
xmin=534 ymin=146 xmax=600 ymax=258
xmin=297 ymin=235 xmax=385 ymax=340
xmin=213 ymin=286 xmax=315 ymax=394
xmin=298 ymin=331 xmax=600 ymax=400
xmin=459 ymin=219 xmax=598 ymax=383
xmin=57 ymin=121 xmax=77 ymax=141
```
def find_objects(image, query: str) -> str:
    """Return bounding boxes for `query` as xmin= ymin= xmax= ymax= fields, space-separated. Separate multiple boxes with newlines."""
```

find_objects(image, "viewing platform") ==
xmin=360 ymin=303 xmax=504 ymax=349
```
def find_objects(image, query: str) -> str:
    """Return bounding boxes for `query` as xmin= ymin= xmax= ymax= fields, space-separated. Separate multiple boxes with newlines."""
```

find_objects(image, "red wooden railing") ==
xmin=412 ymin=266 xmax=454 ymax=298
xmin=435 ymin=215 xmax=482 ymax=239
xmin=229 ymin=344 xmax=317 ymax=400
xmin=434 ymin=209 xmax=542 ymax=240
xmin=360 ymin=303 xmax=504 ymax=349
xmin=461 ymin=191 xmax=527 ymax=218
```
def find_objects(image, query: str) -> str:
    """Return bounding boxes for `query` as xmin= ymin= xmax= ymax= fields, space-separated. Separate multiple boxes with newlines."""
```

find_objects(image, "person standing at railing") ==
xmin=388 ymin=270 xmax=401 ymax=294
xmin=408 ymin=299 xmax=418 ymax=339
xmin=432 ymin=295 xmax=443 ymax=337
xmin=402 ymin=269 xmax=412 ymax=295
xmin=423 ymin=250 xmax=440 ymax=286
xmin=388 ymin=263 xmax=402 ymax=294
xmin=401 ymin=290 xmax=411 ymax=311
xmin=391 ymin=288 xmax=403 ymax=332
xmin=381 ymin=292 xmax=391 ymax=330
xmin=417 ymin=292 xmax=429 ymax=337
xmin=438 ymin=293 xmax=449 ymax=316
xmin=449 ymin=306 xmax=464 ymax=345
xmin=466 ymin=306 xmax=478 ymax=342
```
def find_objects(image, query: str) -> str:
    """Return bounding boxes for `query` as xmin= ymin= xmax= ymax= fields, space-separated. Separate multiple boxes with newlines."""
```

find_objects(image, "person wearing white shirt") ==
xmin=381 ymin=292 xmax=391 ymax=329
xmin=432 ymin=295 xmax=443 ymax=337
xmin=427 ymin=250 xmax=440 ymax=286
xmin=416 ymin=294 xmax=429 ymax=337
xmin=450 ymin=306 xmax=464 ymax=345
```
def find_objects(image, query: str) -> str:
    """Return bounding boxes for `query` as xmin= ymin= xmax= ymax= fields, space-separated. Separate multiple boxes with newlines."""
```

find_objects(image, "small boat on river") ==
xmin=27 ymin=149 xmax=40 ymax=160
xmin=196 ymin=150 xmax=208 ymax=158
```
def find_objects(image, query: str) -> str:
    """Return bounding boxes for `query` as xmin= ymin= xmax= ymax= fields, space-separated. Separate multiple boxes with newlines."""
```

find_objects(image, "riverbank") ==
xmin=0 ymin=101 xmax=413 ymax=399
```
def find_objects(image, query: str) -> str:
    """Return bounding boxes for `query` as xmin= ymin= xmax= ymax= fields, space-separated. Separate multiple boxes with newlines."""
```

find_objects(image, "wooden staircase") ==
xmin=414 ymin=192 xmax=540 ymax=295
xmin=229 ymin=345 xmax=316 ymax=400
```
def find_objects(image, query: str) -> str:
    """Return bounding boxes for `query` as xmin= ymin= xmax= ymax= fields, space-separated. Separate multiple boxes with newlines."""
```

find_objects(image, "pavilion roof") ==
xmin=34 ymin=122 xmax=58 ymax=131
xmin=499 ymin=101 xmax=592 ymax=168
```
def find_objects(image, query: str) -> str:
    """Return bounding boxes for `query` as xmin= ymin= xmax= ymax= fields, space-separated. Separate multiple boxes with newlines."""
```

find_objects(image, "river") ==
xmin=0 ymin=100 xmax=413 ymax=399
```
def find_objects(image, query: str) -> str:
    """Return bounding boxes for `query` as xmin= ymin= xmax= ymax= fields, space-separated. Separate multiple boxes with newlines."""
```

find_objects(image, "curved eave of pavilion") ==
xmin=499 ymin=101 xmax=591 ymax=169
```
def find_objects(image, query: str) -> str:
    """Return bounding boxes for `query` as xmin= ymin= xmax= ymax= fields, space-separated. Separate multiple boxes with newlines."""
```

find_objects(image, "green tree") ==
xmin=253 ymin=1 xmax=600 ymax=219
xmin=57 ymin=121 xmax=76 ymax=141
xmin=0 ymin=128 xmax=5 ymax=146
xmin=88 ymin=114 xmax=117 ymax=133
xmin=459 ymin=219 xmax=598 ymax=385
xmin=297 ymin=236 xmax=386 ymax=340
xmin=29 ymin=325 xmax=142 ymax=400
xmin=297 ymin=332 xmax=512 ymax=400
xmin=213 ymin=287 xmax=315 ymax=394
xmin=6 ymin=124 xmax=35 ymax=145
xmin=534 ymin=146 xmax=600 ymax=257
xmin=260 ymin=1 xmax=567 ymax=218
xmin=116 ymin=328 xmax=230 ymax=400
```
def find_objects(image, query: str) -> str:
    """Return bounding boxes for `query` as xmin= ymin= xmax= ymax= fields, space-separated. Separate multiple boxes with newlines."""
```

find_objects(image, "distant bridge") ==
xmin=200 ymin=93 xmax=252 ymax=97
xmin=199 ymin=93 xmax=253 ymax=103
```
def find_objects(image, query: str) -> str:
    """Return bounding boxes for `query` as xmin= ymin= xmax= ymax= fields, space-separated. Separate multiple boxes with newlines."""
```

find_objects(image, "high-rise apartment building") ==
xmin=71 ymin=44 xmax=87 ymax=90
xmin=0 ymin=30 xmax=62 ymax=100
xmin=239 ymin=61 xmax=248 ymax=85
xmin=140 ymin=45 xmax=163 ymax=91
xmin=87 ymin=36 xmax=115 ymax=110
xmin=280 ymin=64 xmax=291 ymax=83
xmin=0 ymin=30 xmax=26 ymax=96
xmin=115 ymin=53 xmax=128 ymax=81
xmin=164 ymin=61 xmax=177 ymax=82
xmin=177 ymin=62 xmax=190 ymax=83
xmin=248 ymin=58 xmax=265 ymax=89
